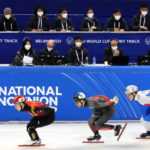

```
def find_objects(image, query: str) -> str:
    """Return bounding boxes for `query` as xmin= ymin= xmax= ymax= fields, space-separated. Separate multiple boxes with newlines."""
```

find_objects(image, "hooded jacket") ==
xmin=12 ymin=38 xmax=36 ymax=66
xmin=52 ymin=16 xmax=73 ymax=31
xmin=131 ymin=12 xmax=150 ymax=31
xmin=25 ymin=6 xmax=50 ymax=31
xmin=104 ymin=16 xmax=128 ymax=31
xmin=80 ymin=17 xmax=101 ymax=31
xmin=0 ymin=15 xmax=19 ymax=31
xmin=67 ymin=44 xmax=90 ymax=65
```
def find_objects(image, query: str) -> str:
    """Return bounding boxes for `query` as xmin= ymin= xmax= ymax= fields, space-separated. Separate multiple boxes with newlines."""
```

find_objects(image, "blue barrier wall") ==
xmin=0 ymin=66 xmax=149 ymax=121
xmin=1 ymin=32 xmax=150 ymax=63
xmin=0 ymin=0 xmax=150 ymax=30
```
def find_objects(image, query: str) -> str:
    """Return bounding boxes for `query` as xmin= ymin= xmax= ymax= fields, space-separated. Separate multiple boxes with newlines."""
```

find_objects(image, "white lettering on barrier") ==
xmin=0 ymin=86 xmax=62 ymax=111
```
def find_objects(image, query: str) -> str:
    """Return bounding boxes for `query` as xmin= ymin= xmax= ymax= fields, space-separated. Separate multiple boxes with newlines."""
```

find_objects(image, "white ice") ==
xmin=0 ymin=122 xmax=150 ymax=150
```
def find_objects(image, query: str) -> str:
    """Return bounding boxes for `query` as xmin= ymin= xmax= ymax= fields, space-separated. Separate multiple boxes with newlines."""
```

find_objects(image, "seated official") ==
xmin=25 ymin=6 xmax=50 ymax=31
xmin=104 ymin=39 xmax=124 ymax=64
xmin=52 ymin=8 xmax=74 ymax=31
xmin=67 ymin=36 xmax=90 ymax=65
xmin=12 ymin=38 xmax=36 ymax=66
xmin=104 ymin=9 xmax=128 ymax=32
xmin=38 ymin=40 xmax=59 ymax=56
xmin=0 ymin=7 xmax=19 ymax=31
xmin=131 ymin=3 xmax=150 ymax=31
xmin=80 ymin=8 xmax=101 ymax=31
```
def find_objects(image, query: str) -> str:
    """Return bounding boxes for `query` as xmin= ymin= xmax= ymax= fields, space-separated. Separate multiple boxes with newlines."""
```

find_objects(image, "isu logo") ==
xmin=66 ymin=37 xmax=74 ymax=45
xmin=145 ymin=37 xmax=150 ymax=45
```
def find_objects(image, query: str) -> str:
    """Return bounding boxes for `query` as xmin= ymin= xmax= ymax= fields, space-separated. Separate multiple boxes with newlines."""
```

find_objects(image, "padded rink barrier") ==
xmin=0 ymin=66 xmax=149 ymax=121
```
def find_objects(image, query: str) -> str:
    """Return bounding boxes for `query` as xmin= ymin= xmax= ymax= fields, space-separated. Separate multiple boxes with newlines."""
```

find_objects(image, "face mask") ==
xmin=114 ymin=15 xmax=121 ymax=20
xmin=111 ymin=46 xmax=118 ymax=51
xmin=47 ymin=47 xmax=53 ymax=52
xmin=75 ymin=42 xmax=82 ymax=48
xmin=62 ymin=13 xmax=68 ymax=18
xmin=87 ymin=13 xmax=94 ymax=18
xmin=37 ymin=11 xmax=44 ymax=17
xmin=25 ymin=45 xmax=31 ymax=51
xmin=5 ymin=15 xmax=11 ymax=20
xmin=141 ymin=11 xmax=148 ymax=16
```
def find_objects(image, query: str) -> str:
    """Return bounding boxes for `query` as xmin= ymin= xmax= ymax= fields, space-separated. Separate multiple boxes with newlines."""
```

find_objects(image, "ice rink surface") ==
xmin=0 ymin=122 xmax=150 ymax=150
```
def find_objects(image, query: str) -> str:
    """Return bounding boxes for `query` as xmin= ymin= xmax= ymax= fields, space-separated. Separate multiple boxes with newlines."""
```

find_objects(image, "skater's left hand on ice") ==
xmin=111 ymin=96 xmax=119 ymax=104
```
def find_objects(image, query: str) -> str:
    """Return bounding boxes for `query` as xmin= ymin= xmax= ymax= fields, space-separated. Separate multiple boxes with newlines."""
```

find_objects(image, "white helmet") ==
xmin=125 ymin=85 xmax=138 ymax=94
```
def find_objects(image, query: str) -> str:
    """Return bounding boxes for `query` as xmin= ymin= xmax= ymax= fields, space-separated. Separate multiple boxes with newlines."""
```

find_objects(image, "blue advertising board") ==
xmin=0 ymin=66 xmax=149 ymax=121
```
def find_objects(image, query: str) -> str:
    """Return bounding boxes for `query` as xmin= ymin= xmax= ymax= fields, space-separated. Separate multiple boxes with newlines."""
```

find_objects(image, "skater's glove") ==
xmin=111 ymin=96 xmax=119 ymax=104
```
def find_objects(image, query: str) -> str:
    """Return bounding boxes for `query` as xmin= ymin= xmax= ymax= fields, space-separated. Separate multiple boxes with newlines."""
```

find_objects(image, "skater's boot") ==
xmin=114 ymin=125 xmax=121 ymax=136
xmin=26 ymin=139 xmax=41 ymax=145
xmin=87 ymin=134 xmax=101 ymax=141
xmin=140 ymin=131 xmax=150 ymax=138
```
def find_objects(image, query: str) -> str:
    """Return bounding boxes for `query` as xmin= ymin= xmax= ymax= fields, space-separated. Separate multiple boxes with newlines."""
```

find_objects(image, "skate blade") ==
xmin=136 ymin=137 xmax=150 ymax=139
xmin=18 ymin=144 xmax=45 ymax=147
xmin=82 ymin=141 xmax=104 ymax=143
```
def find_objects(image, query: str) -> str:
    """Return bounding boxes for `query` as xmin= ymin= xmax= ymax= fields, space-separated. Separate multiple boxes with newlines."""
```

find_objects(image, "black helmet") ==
xmin=73 ymin=92 xmax=86 ymax=103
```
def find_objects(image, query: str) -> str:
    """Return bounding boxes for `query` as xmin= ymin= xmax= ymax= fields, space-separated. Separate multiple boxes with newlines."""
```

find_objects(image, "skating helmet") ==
xmin=125 ymin=85 xmax=138 ymax=95
xmin=13 ymin=95 xmax=26 ymax=104
xmin=73 ymin=92 xmax=86 ymax=103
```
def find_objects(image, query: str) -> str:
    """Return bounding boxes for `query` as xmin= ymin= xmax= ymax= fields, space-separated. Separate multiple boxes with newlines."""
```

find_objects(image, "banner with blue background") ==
xmin=0 ymin=66 xmax=149 ymax=121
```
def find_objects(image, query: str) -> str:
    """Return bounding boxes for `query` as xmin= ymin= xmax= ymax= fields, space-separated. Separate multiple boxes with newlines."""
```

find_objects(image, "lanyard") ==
xmin=38 ymin=18 xmax=42 ymax=29
xmin=114 ymin=22 xmax=120 ymax=29
xmin=61 ymin=21 xmax=68 ymax=30
xmin=139 ymin=15 xmax=146 ymax=26
xmin=75 ymin=50 xmax=83 ymax=62
xmin=4 ymin=22 xmax=12 ymax=31
xmin=88 ymin=22 xmax=95 ymax=30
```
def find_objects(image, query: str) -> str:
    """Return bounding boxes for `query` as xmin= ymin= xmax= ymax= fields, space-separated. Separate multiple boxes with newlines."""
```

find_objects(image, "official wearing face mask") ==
xmin=104 ymin=9 xmax=128 ymax=32
xmin=80 ymin=8 xmax=101 ymax=31
xmin=131 ymin=3 xmax=150 ymax=31
xmin=12 ymin=38 xmax=36 ymax=66
xmin=104 ymin=39 xmax=124 ymax=64
xmin=25 ymin=6 xmax=50 ymax=31
xmin=37 ymin=40 xmax=60 ymax=65
xmin=52 ymin=8 xmax=74 ymax=31
xmin=0 ymin=7 xmax=19 ymax=31
xmin=67 ymin=36 xmax=90 ymax=65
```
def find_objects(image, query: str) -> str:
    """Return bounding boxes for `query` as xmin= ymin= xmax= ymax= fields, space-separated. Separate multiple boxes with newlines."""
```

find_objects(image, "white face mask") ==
xmin=87 ymin=13 xmax=94 ymax=18
xmin=62 ymin=13 xmax=68 ymax=18
xmin=114 ymin=15 xmax=121 ymax=20
xmin=141 ymin=11 xmax=148 ymax=16
xmin=111 ymin=46 xmax=118 ymax=51
xmin=75 ymin=42 xmax=82 ymax=48
xmin=47 ymin=47 xmax=53 ymax=52
xmin=37 ymin=11 xmax=44 ymax=17
xmin=5 ymin=15 xmax=11 ymax=20
xmin=25 ymin=45 xmax=31 ymax=51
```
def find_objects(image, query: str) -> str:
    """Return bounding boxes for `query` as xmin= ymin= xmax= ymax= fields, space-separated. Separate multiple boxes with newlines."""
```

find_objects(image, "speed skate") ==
xmin=18 ymin=144 xmax=45 ymax=147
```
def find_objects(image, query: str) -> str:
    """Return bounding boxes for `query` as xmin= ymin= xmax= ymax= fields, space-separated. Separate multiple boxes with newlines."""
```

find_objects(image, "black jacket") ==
xmin=67 ymin=45 xmax=90 ymax=65
xmin=12 ymin=39 xmax=36 ymax=66
xmin=80 ymin=17 xmax=101 ymax=31
xmin=0 ymin=15 xmax=19 ymax=31
xmin=25 ymin=15 xmax=50 ymax=31
xmin=131 ymin=13 xmax=150 ymax=31
xmin=38 ymin=48 xmax=59 ymax=56
xmin=104 ymin=46 xmax=124 ymax=63
xmin=104 ymin=16 xmax=128 ymax=31
xmin=52 ymin=16 xmax=73 ymax=31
